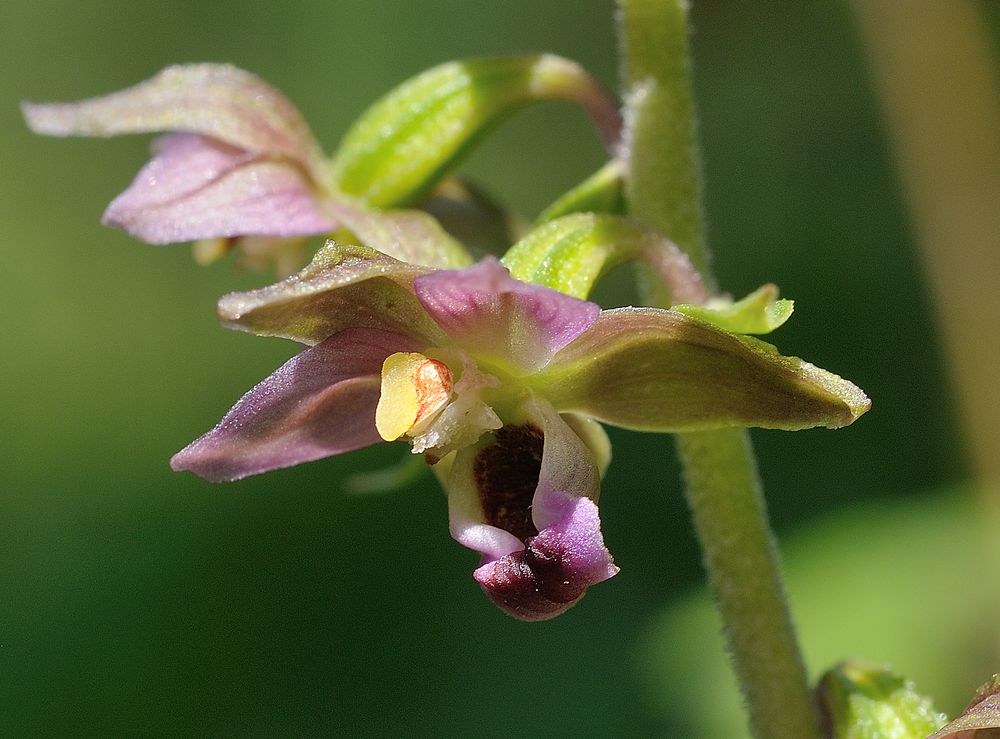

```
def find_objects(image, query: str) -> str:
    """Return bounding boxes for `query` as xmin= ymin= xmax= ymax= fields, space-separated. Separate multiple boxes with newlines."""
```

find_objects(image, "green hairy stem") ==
xmin=616 ymin=2 xmax=824 ymax=737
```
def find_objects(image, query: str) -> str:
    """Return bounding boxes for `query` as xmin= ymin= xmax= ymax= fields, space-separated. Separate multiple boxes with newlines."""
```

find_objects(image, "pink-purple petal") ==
xmin=473 ymin=494 xmax=617 ymax=621
xmin=446 ymin=396 xmax=616 ymax=620
xmin=414 ymin=258 xmax=600 ymax=374
xmin=171 ymin=328 xmax=419 ymax=482
xmin=103 ymin=140 xmax=336 ymax=243
xmin=22 ymin=63 xmax=326 ymax=174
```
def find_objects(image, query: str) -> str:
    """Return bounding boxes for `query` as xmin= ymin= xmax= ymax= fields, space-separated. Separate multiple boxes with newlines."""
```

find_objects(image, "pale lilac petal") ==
xmin=414 ymin=258 xmax=601 ymax=374
xmin=103 ymin=135 xmax=336 ymax=243
xmin=446 ymin=396 xmax=616 ymax=620
xmin=22 ymin=64 xmax=325 ymax=172
xmin=171 ymin=328 xmax=420 ymax=482
xmin=110 ymin=134 xmax=254 ymax=208
xmin=216 ymin=242 xmax=445 ymax=347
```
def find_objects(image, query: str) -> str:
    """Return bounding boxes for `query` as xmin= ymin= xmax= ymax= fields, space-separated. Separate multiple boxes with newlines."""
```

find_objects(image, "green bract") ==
xmin=501 ymin=212 xmax=707 ymax=304
xmin=673 ymin=284 xmax=794 ymax=335
xmin=816 ymin=660 xmax=947 ymax=739
xmin=331 ymin=55 xmax=620 ymax=208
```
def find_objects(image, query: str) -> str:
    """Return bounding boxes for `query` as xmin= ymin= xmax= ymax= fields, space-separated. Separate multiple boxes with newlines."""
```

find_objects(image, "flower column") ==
xmin=617 ymin=2 xmax=825 ymax=738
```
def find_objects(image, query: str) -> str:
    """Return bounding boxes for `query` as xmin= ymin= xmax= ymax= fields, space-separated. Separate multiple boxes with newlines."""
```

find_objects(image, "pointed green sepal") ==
xmin=673 ymin=283 xmax=793 ymax=335
xmin=532 ymin=307 xmax=871 ymax=432
xmin=501 ymin=212 xmax=706 ymax=303
xmin=332 ymin=55 xmax=620 ymax=208
xmin=929 ymin=674 xmax=1000 ymax=738
xmin=816 ymin=660 xmax=947 ymax=739
xmin=536 ymin=160 xmax=626 ymax=224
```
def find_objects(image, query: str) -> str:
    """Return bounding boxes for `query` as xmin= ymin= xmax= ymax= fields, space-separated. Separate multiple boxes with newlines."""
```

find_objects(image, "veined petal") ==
xmin=22 ymin=64 xmax=326 ymax=174
xmin=536 ymin=307 xmax=871 ymax=431
xmin=447 ymin=396 xmax=616 ymax=620
xmin=171 ymin=328 xmax=420 ymax=482
xmin=217 ymin=242 xmax=446 ymax=346
xmin=103 ymin=134 xmax=335 ymax=243
xmin=414 ymin=258 xmax=600 ymax=374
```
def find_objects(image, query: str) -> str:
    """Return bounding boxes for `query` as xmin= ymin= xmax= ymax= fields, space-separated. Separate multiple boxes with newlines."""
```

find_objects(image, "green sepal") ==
xmin=532 ymin=307 xmax=871 ymax=432
xmin=332 ymin=55 xmax=619 ymax=208
xmin=501 ymin=212 xmax=706 ymax=303
xmin=816 ymin=660 xmax=947 ymax=739
xmin=536 ymin=160 xmax=626 ymax=224
xmin=672 ymin=284 xmax=793 ymax=335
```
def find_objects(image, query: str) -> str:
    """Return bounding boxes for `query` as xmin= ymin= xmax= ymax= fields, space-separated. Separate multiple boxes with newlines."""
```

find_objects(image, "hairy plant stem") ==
xmin=616 ymin=2 xmax=822 ymax=737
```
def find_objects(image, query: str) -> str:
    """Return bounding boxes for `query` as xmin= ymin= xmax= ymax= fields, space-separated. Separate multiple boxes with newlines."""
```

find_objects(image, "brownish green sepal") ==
xmin=816 ymin=660 xmax=947 ymax=739
xmin=929 ymin=674 xmax=1000 ymax=738
xmin=501 ymin=212 xmax=707 ymax=304
xmin=331 ymin=55 xmax=620 ymax=208
xmin=533 ymin=307 xmax=871 ymax=432
xmin=673 ymin=283 xmax=794 ymax=335
xmin=536 ymin=159 xmax=626 ymax=224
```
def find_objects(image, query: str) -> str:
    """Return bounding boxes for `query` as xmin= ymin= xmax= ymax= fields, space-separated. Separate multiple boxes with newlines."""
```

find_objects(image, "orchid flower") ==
xmin=23 ymin=58 xmax=620 ymax=273
xmin=170 ymin=242 xmax=869 ymax=620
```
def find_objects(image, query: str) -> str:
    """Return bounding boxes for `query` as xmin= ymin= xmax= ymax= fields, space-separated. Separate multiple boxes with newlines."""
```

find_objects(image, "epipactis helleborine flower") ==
xmin=23 ymin=57 xmax=619 ymax=273
xmin=170 ymin=243 xmax=870 ymax=620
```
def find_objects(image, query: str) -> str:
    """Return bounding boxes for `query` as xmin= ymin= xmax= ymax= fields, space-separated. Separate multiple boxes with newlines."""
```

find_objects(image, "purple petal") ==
xmin=414 ymin=258 xmax=601 ymax=374
xmin=103 ymin=134 xmax=336 ymax=243
xmin=473 ymin=495 xmax=617 ymax=621
xmin=22 ymin=64 xmax=325 ymax=173
xmin=447 ymin=397 xmax=616 ymax=620
xmin=171 ymin=328 xmax=420 ymax=482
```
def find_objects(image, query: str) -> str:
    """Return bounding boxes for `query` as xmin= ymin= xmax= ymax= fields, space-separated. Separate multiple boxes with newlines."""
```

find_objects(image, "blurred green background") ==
xmin=2 ymin=1 xmax=997 ymax=736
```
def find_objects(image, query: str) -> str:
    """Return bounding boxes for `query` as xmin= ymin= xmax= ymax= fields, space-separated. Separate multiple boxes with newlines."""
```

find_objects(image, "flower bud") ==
xmin=332 ymin=55 xmax=620 ymax=208
xmin=816 ymin=660 xmax=947 ymax=738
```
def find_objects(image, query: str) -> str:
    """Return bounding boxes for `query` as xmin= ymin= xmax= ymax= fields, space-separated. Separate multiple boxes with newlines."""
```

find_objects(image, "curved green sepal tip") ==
xmin=332 ymin=55 xmax=620 ymax=208
xmin=816 ymin=660 xmax=947 ymax=739
xmin=501 ymin=212 xmax=706 ymax=303
xmin=536 ymin=160 xmax=626 ymax=224
xmin=673 ymin=283 xmax=793 ymax=335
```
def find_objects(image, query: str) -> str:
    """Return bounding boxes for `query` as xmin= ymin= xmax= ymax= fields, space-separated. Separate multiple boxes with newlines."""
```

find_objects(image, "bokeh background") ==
xmin=2 ymin=1 xmax=997 ymax=736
